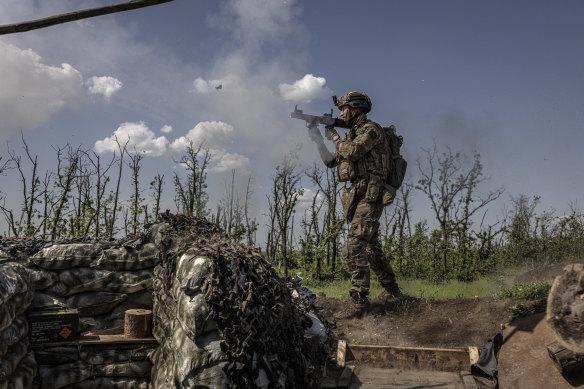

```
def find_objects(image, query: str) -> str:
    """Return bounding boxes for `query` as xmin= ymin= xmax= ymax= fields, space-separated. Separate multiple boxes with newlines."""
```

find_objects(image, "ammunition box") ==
xmin=29 ymin=309 xmax=79 ymax=343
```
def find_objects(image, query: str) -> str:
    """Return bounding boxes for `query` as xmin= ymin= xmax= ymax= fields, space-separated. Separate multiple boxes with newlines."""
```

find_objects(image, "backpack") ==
xmin=382 ymin=125 xmax=407 ymax=190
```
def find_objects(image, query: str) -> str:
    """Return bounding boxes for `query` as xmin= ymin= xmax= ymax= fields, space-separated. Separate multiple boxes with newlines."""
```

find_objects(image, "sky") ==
xmin=0 ymin=0 xmax=583 ymax=240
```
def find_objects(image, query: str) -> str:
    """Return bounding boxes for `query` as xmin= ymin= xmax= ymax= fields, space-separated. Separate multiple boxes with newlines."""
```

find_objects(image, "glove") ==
xmin=308 ymin=126 xmax=323 ymax=143
xmin=325 ymin=125 xmax=340 ymax=143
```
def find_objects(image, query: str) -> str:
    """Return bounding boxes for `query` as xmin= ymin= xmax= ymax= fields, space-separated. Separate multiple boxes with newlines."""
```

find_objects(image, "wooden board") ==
xmin=349 ymin=366 xmax=471 ymax=389
xmin=338 ymin=341 xmax=474 ymax=371
xmin=30 ymin=333 xmax=158 ymax=347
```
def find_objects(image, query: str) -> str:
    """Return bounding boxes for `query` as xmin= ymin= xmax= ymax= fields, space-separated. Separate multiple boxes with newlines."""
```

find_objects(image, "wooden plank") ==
xmin=468 ymin=346 xmax=480 ymax=365
xmin=337 ymin=339 xmax=348 ymax=367
xmin=351 ymin=366 xmax=466 ymax=388
xmin=0 ymin=0 xmax=174 ymax=36
xmin=30 ymin=333 xmax=158 ymax=347
xmin=346 ymin=343 xmax=472 ymax=370
xmin=337 ymin=365 xmax=354 ymax=389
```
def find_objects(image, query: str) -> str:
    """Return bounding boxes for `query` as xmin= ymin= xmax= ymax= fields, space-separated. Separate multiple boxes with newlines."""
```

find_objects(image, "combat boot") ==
xmin=377 ymin=285 xmax=403 ymax=303
xmin=350 ymin=292 xmax=370 ymax=307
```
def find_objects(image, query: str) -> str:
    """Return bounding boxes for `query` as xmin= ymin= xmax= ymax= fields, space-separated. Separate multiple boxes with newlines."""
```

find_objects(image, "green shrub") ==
xmin=494 ymin=281 xmax=551 ymax=300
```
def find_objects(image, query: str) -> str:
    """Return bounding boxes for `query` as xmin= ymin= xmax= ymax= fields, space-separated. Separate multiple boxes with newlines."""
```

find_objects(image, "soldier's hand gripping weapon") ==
xmin=290 ymin=105 xmax=347 ymax=142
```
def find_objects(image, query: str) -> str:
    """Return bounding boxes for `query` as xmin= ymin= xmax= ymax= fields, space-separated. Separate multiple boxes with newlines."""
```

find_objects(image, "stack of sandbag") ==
xmin=34 ymin=345 xmax=155 ymax=389
xmin=27 ymin=236 xmax=160 ymax=388
xmin=150 ymin=214 xmax=330 ymax=389
xmin=29 ymin=238 xmax=157 ymax=334
xmin=0 ymin=262 xmax=37 ymax=389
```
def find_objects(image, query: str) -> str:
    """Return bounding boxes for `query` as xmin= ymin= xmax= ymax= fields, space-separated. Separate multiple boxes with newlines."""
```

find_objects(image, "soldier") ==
xmin=308 ymin=91 xmax=402 ymax=306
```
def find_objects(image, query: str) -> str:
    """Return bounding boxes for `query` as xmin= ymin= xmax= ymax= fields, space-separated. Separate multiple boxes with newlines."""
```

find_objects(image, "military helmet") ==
xmin=334 ymin=91 xmax=372 ymax=113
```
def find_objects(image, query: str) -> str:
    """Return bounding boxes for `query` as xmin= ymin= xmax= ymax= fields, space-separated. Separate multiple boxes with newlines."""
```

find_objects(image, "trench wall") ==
xmin=0 ymin=226 xmax=162 ymax=389
xmin=0 ymin=218 xmax=329 ymax=389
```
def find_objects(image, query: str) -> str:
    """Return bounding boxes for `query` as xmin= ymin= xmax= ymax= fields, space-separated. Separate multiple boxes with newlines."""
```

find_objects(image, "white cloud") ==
xmin=86 ymin=76 xmax=123 ymax=101
xmin=94 ymin=122 xmax=169 ymax=156
xmin=298 ymin=188 xmax=323 ymax=208
xmin=160 ymin=125 xmax=173 ymax=133
xmin=170 ymin=121 xmax=235 ymax=152
xmin=0 ymin=41 xmax=84 ymax=132
xmin=279 ymin=74 xmax=333 ymax=102
xmin=210 ymin=150 xmax=251 ymax=173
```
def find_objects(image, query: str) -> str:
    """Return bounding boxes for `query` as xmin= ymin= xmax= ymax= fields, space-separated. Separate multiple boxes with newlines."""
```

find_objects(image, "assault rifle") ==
xmin=290 ymin=105 xmax=349 ymax=140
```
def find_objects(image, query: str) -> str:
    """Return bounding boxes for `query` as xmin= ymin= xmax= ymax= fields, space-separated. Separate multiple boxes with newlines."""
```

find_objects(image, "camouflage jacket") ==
xmin=326 ymin=114 xmax=389 ymax=183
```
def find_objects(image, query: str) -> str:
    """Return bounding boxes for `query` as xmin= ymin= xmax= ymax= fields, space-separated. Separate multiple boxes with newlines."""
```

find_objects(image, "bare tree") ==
xmin=150 ymin=173 xmax=165 ymax=221
xmin=3 ymin=135 xmax=44 ymax=236
xmin=50 ymin=145 xmax=82 ymax=239
xmin=127 ymin=150 xmax=145 ymax=234
xmin=85 ymin=151 xmax=115 ymax=237
xmin=243 ymin=175 xmax=258 ymax=246
xmin=173 ymin=140 xmax=211 ymax=217
xmin=105 ymin=137 xmax=129 ymax=238
xmin=269 ymin=150 xmax=304 ymax=277
xmin=416 ymin=142 xmax=504 ymax=272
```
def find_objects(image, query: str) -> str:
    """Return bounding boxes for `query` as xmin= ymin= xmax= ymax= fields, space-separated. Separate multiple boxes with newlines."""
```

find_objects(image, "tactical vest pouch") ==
xmin=341 ymin=186 xmax=356 ymax=221
xmin=365 ymin=175 xmax=382 ymax=202
xmin=337 ymin=161 xmax=356 ymax=182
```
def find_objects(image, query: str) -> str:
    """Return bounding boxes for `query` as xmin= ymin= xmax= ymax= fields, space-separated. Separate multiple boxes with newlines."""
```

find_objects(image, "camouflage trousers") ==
xmin=342 ymin=197 xmax=398 ymax=297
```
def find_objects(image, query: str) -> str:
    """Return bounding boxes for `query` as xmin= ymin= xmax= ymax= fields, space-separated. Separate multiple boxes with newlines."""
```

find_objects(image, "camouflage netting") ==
xmin=150 ymin=214 xmax=332 ymax=388
xmin=0 ymin=234 xmax=160 ymax=389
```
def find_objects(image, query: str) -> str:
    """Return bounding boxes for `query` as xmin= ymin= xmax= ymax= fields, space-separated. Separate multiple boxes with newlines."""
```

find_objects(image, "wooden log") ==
xmin=547 ymin=340 xmax=584 ymax=376
xmin=0 ymin=0 xmax=174 ymax=36
xmin=546 ymin=263 xmax=584 ymax=353
xmin=124 ymin=309 xmax=152 ymax=338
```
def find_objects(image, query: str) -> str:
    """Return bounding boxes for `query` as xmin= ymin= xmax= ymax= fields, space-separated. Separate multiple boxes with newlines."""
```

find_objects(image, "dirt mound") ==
xmin=318 ymin=295 xmax=517 ymax=349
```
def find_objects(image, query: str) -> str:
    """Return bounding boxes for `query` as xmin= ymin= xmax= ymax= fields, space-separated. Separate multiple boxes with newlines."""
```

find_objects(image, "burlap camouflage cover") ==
xmin=150 ymin=214 xmax=331 ymax=389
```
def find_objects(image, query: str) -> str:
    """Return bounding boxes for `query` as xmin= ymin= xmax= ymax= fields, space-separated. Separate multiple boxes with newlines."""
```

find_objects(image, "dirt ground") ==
xmin=316 ymin=260 xmax=582 ymax=350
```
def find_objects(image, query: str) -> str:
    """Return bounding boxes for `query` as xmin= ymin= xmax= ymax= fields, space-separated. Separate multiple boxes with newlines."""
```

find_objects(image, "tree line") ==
xmin=1 ymin=136 xmax=583 ymax=282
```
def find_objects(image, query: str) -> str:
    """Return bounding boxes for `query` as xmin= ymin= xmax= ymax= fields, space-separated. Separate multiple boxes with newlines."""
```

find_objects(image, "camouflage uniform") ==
xmin=326 ymin=112 xmax=400 ymax=300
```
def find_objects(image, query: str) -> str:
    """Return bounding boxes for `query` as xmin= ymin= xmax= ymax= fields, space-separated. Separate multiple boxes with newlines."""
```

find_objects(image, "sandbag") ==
xmin=0 ymin=340 xmax=28 ymax=386
xmin=149 ymin=345 xmax=175 ymax=389
xmin=103 ymin=270 xmax=153 ymax=293
xmin=95 ymin=243 xmax=159 ymax=271
xmin=79 ymin=317 xmax=108 ymax=335
xmin=61 ymin=377 xmax=149 ymax=389
xmin=171 ymin=324 xmax=227 ymax=383
xmin=10 ymin=290 xmax=33 ymax=317
xmin=34 ymin=347 xmax=79 ymax=365
xmin=0 ymin=291 xmax=33 ymax=333
xmin=171 ymin=254 xmax=210 ymax=299
xmin=66 ymin=292 xmax=127 ymax=316
xmin=0 ymin=302 xmax=15 ymax=333
xmin=30 ymin=243 xmax=103 ymax=269
xmin=31 ymin=293 xmax=67 ymax=310
xmin=26 ymin=268 xmax=58 ymax=290
xmin=176 ymin=291 xmax=217 ymax=341
xmin=47 ymin=268 xmax=114 ymax=296
xmin=80 ymin=346 xmax=155 ymax=365
xmin=101 ymin=289 xmax=154 ymax=329
xmin=148 ymin=222 xmax=169 ymax=248
xmin=39 ymin=361 xmax=93 ymax=389
xmin=6 ymin=352 xmax=36 ymax=389
xmin=0 ymin=316 xmax=28 ymax=350
xmin=0 ymin=263 xmax=30 ymax=305
xmin=93 ymin=360 xmax=152 ymax=378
